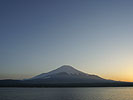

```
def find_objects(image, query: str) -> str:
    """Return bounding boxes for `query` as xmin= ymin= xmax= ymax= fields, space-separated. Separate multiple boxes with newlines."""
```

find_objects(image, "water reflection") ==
xmin=0 ymin=87 xmax=133 ymax=100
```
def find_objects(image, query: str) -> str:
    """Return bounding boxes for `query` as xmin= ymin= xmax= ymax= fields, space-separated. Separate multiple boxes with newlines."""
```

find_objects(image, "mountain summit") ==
xmin=48 ymin=65 xmax=81 ymax=75
xmin=31 ymin=65 xmax=84 ymax=79
xmin=29 ymin=65 xmax=110 ymax=83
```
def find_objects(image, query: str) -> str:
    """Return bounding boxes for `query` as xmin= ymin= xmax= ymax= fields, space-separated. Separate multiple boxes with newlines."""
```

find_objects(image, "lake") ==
xmin=0 ymin=87 xmax=133 ymax=100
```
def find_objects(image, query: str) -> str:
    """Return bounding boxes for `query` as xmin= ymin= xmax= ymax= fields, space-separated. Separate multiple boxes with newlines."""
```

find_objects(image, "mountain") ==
xmin=27 ymin=65 xmax=112 ymax=83
xmin=0 ymin=65 xmax=133 ymax=87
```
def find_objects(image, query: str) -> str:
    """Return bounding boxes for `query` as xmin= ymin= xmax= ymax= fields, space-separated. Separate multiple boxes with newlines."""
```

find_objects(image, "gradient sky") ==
xmin=0 ymin=0 xmax=133 ymax=82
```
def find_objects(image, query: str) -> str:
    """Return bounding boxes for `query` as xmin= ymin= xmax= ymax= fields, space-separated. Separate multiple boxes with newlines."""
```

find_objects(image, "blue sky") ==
xmin=0 ymin=0 xmax=133 ymax=81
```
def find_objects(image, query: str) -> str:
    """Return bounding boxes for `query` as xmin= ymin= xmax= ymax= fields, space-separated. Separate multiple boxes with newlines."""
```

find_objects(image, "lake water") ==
xmin=0 ymin=87 xmax=133 ymax=100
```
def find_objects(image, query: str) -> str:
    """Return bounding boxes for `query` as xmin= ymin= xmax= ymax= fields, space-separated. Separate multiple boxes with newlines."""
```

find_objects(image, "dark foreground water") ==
xmin=0 ymin=87 xmax=133 ymax=100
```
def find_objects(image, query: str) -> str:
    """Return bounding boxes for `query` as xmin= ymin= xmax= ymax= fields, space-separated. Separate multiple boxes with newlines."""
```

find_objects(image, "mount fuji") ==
xmin=27 ymin=65 xmax=112 ymax=83
xmin=1 ymin=65 xmax=133 ymax=87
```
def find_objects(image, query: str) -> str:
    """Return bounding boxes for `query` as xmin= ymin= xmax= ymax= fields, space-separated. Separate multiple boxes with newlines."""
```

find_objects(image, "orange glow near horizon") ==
xmin=108 ymin=76 xmax=133 ymax=82
xmin=84 ymin=64 xmax=133 ymax=82
xmin=101 ymin=67 xmax=133 ymax=82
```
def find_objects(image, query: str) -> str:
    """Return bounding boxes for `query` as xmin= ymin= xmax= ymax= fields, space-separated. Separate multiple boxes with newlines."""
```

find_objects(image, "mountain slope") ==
xmin=28 ymin=65 xmax=111 ymax=83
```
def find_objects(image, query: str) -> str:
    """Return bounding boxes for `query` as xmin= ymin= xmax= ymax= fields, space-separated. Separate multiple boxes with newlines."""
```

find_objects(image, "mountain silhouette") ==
xmin=0 ymin=65 xmax=133 ymax=87
xmin=28 ymin=65 xmax=112 ymax=83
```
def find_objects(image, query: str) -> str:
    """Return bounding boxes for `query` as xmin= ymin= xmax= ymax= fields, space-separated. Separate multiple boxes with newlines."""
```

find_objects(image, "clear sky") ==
xmin=0 ymin=0 xmax=133 ymax=82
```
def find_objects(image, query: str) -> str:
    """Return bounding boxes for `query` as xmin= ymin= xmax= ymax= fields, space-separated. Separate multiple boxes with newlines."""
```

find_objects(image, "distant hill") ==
xmin=0 ymin=65 xmax=133 ymax=87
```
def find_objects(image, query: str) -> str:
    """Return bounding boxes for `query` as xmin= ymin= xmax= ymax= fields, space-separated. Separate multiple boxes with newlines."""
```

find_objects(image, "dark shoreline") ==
xmin=0 ymin=80 xmax=133 ymax=88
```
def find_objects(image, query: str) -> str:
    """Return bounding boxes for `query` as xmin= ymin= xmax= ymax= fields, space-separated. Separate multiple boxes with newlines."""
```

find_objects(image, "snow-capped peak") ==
xmin=31 ymin=65 xmax=83 ymax=79
xmin=50 ymin=65 xmax=81 ymax=75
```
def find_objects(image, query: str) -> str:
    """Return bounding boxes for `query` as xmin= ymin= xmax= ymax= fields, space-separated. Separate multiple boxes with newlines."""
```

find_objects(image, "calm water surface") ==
xmin=0 ymin=87 xmax=133 ymax=100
